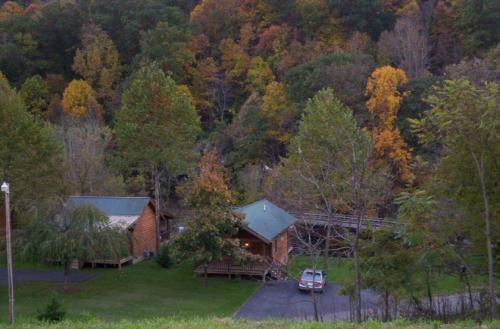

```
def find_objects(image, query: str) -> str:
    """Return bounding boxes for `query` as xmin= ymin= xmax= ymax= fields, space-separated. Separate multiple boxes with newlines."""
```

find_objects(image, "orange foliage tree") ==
xmin=61 ymin=80 xmax=100 ymax=119
xmin=365 ymin=66 xmax=412 ymax=183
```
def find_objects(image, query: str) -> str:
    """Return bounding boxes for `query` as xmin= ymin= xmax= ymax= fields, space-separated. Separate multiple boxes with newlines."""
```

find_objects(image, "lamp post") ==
xmin=1 ymin=181 xmax=14 ymax=325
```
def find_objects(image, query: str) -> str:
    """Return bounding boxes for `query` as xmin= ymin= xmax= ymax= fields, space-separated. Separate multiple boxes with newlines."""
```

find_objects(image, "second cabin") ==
xmin=195 ymin=199 xmax=296 ymax=280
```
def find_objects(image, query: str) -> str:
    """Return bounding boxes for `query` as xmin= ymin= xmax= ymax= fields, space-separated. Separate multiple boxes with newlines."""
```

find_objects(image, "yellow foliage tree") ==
xmin=365 ymin=66 xmax=412 ymax=183
xmin=262 ymin=81 xmax=296 ymax=143
xmin=61 ymin=80 xmax=99 ymax=119
xmin=246 ymin=56 xmax=274 ymax=94
xmin=72 ymin=24 xmax=121 ymax=100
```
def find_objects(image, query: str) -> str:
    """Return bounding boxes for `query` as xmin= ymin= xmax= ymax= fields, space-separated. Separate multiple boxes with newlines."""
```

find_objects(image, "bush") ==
xmin=156 ymin=244 xmax=172 ymax=268
xmin=37 ymin=296 xmax=66 ymax=322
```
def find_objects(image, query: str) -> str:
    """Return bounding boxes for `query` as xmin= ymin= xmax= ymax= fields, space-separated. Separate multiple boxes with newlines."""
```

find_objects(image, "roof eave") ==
xmin=241 ymin=225 xmax=272 ymax=244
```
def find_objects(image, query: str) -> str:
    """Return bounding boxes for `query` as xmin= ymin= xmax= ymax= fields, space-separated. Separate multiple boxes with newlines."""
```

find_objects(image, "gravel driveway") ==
xmin=234 ymin=280 xmax=380 ymax=321
xmin=0 ymin=269 xmax=98 ymax=284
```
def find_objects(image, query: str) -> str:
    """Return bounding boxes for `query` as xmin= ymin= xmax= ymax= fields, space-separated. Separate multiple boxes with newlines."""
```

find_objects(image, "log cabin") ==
xmin=68 ymin=196 xmax=173 ymax=267
xmin=195 ymin=199 xmax=296 ymax=280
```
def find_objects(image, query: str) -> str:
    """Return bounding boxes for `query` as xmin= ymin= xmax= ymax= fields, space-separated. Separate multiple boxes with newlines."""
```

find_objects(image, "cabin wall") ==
xmin=237 ymin=230 xmax=271 ymax=258
xmin=272 ymin=230 xmax=289 ymax=264
xmin=130 ymin=204 xmax=157 ymax=258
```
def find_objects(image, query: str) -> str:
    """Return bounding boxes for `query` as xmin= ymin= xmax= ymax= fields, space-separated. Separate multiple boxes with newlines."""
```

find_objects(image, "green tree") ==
xmin=283 ymin=53 xmax=375 ymax=115
xmin=134 ymin=21 xmax=193 ymax=83
xmin=413 ymin=80 xmax=499 ymax=317
xmin=0 ymin=73 xmax=64 ymax=213
xmin=279 ymin=88 xmax=388 ymax=321
xmin=334 ymin=0 xmax=395 ymax=40
xmin=454 ymin=0 xmax=500 ymax=54
xmin=19 ymin=204 xmax=128 ymax=287
xmin=114 ymin=62 xmax=200 ymax=254
xmin=172 ymin=150 xmax=246 ymax=286
xmin=33 ymin=1 xmax=82 ymax=77
xmin=19 ymin=75 xmax=50 ymax=116
xmin=395 ymin=190 xmax=454 ymax=313
xmin=359 ymin=229 xmax=415 ymax=320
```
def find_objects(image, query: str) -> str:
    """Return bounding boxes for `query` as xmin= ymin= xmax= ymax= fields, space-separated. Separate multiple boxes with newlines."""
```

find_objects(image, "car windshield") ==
xmin=302 ymin=271 xmax=322 ymax=281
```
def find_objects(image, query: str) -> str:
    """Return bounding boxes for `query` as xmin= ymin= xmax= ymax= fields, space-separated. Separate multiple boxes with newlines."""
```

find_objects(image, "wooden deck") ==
xmin=194 ymin=258 xmax=287 ymax=281
xmin=71 ymin=256 xmax=134 ymax=270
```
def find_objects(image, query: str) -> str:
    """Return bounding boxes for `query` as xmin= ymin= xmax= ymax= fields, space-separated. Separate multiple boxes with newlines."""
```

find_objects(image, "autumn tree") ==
xmin=413 ymin=80 xmax=499 ymax=318
xmin=0 ymin=73 xmax=65 ymax=213
xmin=61 ymin=80 xmax=101 ymax=120
xmin=72 ymin=24 xmax=121 ymax=102
xmin=114 ymin=62 xmax=200 ymax=254
xmin=365 ymin=66 xmax=412 ymax=184
xmin=173 ymin=150 xmax=245 ymax=286
xmin=190 ymin=0 xmax=245 ymax=43
xmin=0 ymin=1 xmax=23 ymax=22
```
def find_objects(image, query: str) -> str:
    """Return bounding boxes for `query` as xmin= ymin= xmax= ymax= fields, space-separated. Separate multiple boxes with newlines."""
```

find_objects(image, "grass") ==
xmin=8 ymin=318 xmax=500 ymax=329
xmin=287 ymin=256 xmax=496 ymax=296
xmin=0 ymin=261 xmax=259 ymax=322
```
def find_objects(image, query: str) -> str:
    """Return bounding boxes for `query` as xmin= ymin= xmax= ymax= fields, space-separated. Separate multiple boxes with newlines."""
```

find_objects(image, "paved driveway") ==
xmin=0 ymin=269 xmax=98 ymax=284
xmin=234 ymin=280 xmax=380 ymax=321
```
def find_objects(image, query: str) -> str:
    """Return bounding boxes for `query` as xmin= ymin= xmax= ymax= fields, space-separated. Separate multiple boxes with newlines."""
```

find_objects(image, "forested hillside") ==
xmin=0 ymin=0 xmax=498 ymax=321
xmin=1 ymin=0 xmax=498 ymax=200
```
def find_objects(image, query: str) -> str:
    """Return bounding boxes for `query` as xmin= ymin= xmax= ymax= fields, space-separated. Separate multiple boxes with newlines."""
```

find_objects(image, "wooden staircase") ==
xmin=264 ymin=258 xmax=288 ymax=281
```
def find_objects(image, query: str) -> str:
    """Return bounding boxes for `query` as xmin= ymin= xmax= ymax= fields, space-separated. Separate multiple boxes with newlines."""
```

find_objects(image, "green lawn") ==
xmin=0 ymin=261 xmax=259 ymax=322
xmin=288 ymin=256 xmax=496 ymax=296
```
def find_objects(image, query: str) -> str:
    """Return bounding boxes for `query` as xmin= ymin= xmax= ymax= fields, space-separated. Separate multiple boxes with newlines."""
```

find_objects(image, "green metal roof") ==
xmin=68 ymin=196 xmax=150 ymax=216
xmin=236 ymin=199 xmax=296 ymax=242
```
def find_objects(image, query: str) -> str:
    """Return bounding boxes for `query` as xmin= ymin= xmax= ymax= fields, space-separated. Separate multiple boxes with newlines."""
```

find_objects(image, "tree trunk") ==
xmin=384 ymin=289 xmax=390 ymax=321
xmin=353 ymin=208 xmax=364 ymax=323
xmin=353 ymin=239 xmax=362 ymax=322
xmin=203 ymin=262 xmax=208 ymax=287
xmin=311 ymin=289 xmax=319 ymax=321
xmin=464 ymin=272 xmax=474 ymax=310
xmin=323 ymin=219 xmax=331 ymax=270
xmin=472 ymin=154 xmax=496 ymax=318
xmin=426 ymin=269 xmax=434 ymax=313
xmin=63 ymin=261 xmax=70 ymax=291
xmin=153 ymin=166 xmax=161 ymax=256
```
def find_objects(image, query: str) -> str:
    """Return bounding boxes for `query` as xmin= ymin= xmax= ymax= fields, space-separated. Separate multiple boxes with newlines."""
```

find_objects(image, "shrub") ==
xmin=37 ymin=296 xmax=66 ymax=322
xmin=156 ymin=244 xmax=172 ymax=268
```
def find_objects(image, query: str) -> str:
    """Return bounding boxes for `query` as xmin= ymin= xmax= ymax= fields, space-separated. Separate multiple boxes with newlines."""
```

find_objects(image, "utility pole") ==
xmin=2 ymin=181 xmax=14 ymax=325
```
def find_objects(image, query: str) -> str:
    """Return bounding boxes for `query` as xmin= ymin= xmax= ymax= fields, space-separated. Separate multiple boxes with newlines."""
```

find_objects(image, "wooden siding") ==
xmin=272 ymin=230 xmax=289 ymax=264
xmin=130 ymin=203 xmax=158 ymax=257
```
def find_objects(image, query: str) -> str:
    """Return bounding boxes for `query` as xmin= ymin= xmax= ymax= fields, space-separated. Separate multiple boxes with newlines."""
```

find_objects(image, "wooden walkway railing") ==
xmin=290 ymin=211 xmax=397 ymax=230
